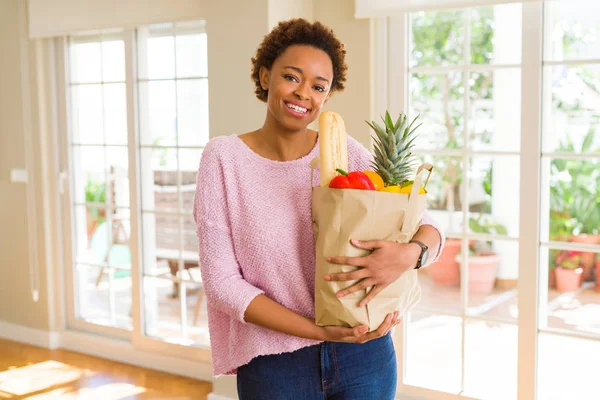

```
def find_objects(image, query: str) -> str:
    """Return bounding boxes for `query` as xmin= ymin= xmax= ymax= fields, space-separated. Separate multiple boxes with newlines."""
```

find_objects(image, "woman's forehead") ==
xmin=274 ymin=45 xmax=333 ymax=78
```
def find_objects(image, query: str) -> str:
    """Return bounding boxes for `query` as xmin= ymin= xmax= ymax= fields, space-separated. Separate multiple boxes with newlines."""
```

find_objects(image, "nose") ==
xmin=294 ymin=82 xmax=310 ymax=100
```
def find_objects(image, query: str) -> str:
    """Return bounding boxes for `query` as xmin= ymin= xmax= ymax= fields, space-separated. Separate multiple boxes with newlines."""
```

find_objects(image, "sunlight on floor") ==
xmin=0 ymin=360 xmax=146 ymax=399
xmin=0 ymin=361 xmax=89 ymax=396
xmin=26 ymin=382 xmax=146 ymax=399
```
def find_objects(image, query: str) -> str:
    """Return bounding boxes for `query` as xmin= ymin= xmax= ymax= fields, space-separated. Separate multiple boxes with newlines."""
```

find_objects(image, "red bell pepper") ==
xmin=328 ymin=168 xmax=376 ymax=190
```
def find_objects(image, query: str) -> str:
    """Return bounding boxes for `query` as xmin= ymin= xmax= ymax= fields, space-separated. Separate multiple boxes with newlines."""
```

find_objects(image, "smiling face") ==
xmin=259 ymin=45 xmax=334 ymax=133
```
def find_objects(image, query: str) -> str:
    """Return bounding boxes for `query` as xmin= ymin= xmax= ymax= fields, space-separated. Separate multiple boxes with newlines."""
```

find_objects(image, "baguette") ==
xmin=318 ymin=111 xmax=348 ymax=187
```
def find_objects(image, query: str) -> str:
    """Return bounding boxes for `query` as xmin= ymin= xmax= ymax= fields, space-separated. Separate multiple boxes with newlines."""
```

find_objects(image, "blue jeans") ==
xmin=237 ymin=333 xmax=397 ymax=400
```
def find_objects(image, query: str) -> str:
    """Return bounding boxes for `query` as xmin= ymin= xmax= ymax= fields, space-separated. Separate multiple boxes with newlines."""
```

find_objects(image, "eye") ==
xmin=314 ymin=85 xmax=326 ymax=93
xmin=284 ymin=74 xmax=299 ymax=83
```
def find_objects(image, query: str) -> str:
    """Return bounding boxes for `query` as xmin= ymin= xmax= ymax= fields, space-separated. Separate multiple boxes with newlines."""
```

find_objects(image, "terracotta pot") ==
xmin=570 ymin=234 xmax=600 ymax=281
xmin=548 ymin=267 xmax=557 ymax=289
xmin=462 ymin=254 xmax=500 ymax=293
xmin=555 ymin=266 xmax=583 ymax=292
xmin=427 ymin=238 xmax=461 ymax=286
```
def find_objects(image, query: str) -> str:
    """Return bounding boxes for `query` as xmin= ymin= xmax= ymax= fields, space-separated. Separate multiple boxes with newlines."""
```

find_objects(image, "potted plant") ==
xmin=554 ymin=250 xmax=584 ymax=292
xmin=85 ymin=176 xmax=106 ymax=239
xmin=454 ymin=215 xmax=507 ymax=293
xmin=550 ymin=129 xmax=600 ymax=281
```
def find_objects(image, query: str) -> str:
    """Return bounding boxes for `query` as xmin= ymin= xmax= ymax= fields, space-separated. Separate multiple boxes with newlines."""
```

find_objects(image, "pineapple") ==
xmin=366 ymin=111 xmax=421 ymax=189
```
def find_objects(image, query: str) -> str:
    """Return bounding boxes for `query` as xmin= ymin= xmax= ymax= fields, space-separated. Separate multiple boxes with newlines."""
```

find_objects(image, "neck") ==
xmin=257 ymin=116 xmax=316 ymax=162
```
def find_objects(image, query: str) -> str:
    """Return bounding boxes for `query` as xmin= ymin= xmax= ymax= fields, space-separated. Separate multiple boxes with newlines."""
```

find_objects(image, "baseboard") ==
xmin=60 ymin=330 xmax=214 ymax=382
xmin=207 ymin=394 xmax=237 ymax=400
xmin=0 ymin=320 xmax=60 ymax=349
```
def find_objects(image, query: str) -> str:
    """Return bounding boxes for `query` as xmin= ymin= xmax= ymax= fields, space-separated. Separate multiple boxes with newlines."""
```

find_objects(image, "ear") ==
xmin=259 ymin=66 xmax=270 ymax=90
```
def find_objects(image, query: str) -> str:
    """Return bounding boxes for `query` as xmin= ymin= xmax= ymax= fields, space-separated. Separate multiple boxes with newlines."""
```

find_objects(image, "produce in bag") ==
xmin=312 ymin=110 xmax=432 ymax=330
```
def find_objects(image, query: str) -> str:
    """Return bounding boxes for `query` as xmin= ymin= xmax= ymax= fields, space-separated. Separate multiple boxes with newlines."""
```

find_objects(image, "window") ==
xmin=538 ymin=1 xmax=600 ymax=398
xmin=65 ymin=21 xmax=210 ymax=350
xmin=69 ymin=31 xmax=132 ymax=331
xmin=377 ymin=1 xmax=600 ymax=399
xmin=405 ymin=4 xmax=522 ymax=398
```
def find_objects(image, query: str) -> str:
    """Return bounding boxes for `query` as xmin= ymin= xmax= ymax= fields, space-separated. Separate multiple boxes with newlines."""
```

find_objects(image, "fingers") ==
xmin=325 ymin=268 xmax=369 ymax=282
xmin=359 ymin=284 xmax=386 ymax=307
xmin=350 ymin=239 xmax=384 ymax=251
xmin=327 ymin=255 xmax=368 ymax=267
xmin=357 ymin=312 xmax=396 ymax=343
xmin=335 ymin=279 xmax=375 ymax=298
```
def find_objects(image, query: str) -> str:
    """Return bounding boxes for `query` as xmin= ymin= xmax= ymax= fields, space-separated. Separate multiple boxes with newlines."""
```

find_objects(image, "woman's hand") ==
xmin=325 ymin=239 xmax=421 ymax=307
xmin=319 ymin=311 xmax=401 ymax=344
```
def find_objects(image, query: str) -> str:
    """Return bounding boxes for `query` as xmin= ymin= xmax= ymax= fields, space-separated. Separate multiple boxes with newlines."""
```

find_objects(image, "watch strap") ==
xmin=409 ymin=240 xmax=429 ymax=269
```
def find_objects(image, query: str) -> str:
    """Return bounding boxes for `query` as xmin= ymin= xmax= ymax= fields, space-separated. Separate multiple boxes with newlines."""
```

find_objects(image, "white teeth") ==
xmin=286 ymin=102 xmax=308 ymax=113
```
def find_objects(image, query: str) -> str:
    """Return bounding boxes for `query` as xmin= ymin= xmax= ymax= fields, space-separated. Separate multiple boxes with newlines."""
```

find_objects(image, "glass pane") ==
xmin=144 ymin=276 xmax=182 ymax=341
xmin=102 ymin=39 xmax=125 ymax=82
xmin=73 ymin=145 xmax=105 ymax=205
xmin=468 ymin=156 xmax=519 ymax=237
xmin=410 ymin=72 xmax=464 ymax=150
xmin=546 ymin=248 xmax=600 ymax=334
xmin=142 ymin=212 xmax=180 ymax=278
xmin=103 ymin=84 xmax=127 ymax=145
xmin=74 ymin=205 xmax=107 ymax=265
xmin=419 ymin=251 xmax=462 ymax=313
xmin=177 ymin=80 xmax=209 ymax=147
xmin=185 ymin=279 xmax=210 ymax=347
xmin=179 ymin=149 xmax=201 ymax=213
xmin=405 ymin=312 xmax=462 ymax=393
xmin=469 ymin=69 xmax=521 ymax=152
xmin=464 ymin=320 xmax=517 ymax=399
xmin=542 ymin=65 xmax=600 ymax=153
xmin=465 ymin=240 xmax=519 ymax=320
xmin=544 ymin=0 xmax=600 ymax=62
xmin=146 ymin=30 xmax=175 ymax=79
xmin=139 ymin=81 xmax=177 ymax=146
xmin=71 ymin=84 xmax=104 ymax=144
xmin=416 ymin=155 xmax=463 ymax=229
xmin=538 ymin=334 xmax=600 ymax=399
xmin=104 ymin=210 xmax=131 ymax=270
xmin=70 ymin=40 xmax=102 ymax=83
xmin=545 ymin=158 xmax=600 ymax=242
xmin=141 ymin=147 xmax=179 ymax=212
xmin=176 ymin=31 xmax=208 ymax=78
xmin=410 ymin=10 xmax=465 ymax=68
xmin=113 ymin=270 xmax=133 ymax=330
xmin=76 ymin=264 xmax=109 ymax=323
xmin=106 ymin=146 xmax=130 ymax=208
xmin=470 ymin=4 xmax=522 ymax=65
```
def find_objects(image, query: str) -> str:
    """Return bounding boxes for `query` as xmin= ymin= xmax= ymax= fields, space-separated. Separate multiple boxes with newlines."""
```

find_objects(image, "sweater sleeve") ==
xmin=193 ymin=138 xmax=264 ymax=323
xmin=346 ymin=134 xmax=445 ymax=262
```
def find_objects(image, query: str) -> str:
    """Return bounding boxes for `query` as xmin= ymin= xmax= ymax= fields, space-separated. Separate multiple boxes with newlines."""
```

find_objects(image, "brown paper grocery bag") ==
xmin=312 ymin=160 xmax=432 ymax=330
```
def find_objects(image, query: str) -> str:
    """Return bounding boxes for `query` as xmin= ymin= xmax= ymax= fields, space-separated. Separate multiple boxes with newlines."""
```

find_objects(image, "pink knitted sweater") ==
xmin=193 ymin=133 xmax=444 ymax=376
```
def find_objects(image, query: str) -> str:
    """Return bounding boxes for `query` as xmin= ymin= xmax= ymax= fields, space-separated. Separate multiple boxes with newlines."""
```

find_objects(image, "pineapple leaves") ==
xmin=366 ymin=111 xmax=422 ymax=187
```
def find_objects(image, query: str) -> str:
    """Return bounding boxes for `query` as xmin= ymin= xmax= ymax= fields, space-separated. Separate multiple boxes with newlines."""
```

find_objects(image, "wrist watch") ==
xmin=410 ymin=240 xmax=429 ymax=269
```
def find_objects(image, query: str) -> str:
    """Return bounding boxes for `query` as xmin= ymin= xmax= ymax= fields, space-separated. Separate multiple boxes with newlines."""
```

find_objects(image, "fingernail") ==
xmin=324 ymin=275 xmax=331 ymax=281
xmin=337 ymin=292 xmax=344 ymax=298
xmin=327 ymin=257 xmax=332 ymax=262
xmin=351 ymin=239 xmax=359 ymax=244
xmin=359 ymin=326 xmax=368 ymax=334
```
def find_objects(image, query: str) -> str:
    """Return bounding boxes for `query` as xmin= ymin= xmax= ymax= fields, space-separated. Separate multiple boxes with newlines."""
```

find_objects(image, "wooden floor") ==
xmin=0 ymin=338 xmax=212 ymax=399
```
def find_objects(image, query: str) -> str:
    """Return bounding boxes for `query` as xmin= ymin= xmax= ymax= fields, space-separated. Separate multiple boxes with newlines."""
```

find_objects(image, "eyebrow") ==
xmin=283 ymin=66 xmax=330 ymax=84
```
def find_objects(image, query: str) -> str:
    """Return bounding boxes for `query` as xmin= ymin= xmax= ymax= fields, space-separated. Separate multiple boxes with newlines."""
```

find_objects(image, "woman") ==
xmin=194 ymin=18 xmax=445 ymax=400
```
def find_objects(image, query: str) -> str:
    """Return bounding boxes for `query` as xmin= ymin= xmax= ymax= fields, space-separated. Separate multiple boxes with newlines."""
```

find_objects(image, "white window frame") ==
xmin=56 ymin=27 xmax=213 ymax=368
xmin=375 ymin=2 xmax=541 ymax=399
